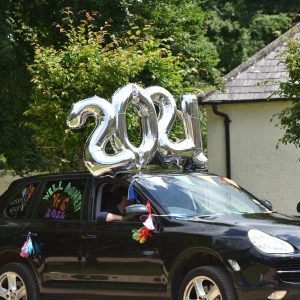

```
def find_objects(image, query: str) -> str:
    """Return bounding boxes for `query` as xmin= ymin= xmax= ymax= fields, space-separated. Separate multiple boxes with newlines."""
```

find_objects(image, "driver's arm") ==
xmin=105 ymin=213 xmax=122 ymax=222
xmin=97 ymin=211 xmax=122 ymax=222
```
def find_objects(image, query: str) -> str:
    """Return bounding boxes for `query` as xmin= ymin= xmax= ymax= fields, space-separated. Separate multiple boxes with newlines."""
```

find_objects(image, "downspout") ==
xmin=212 ymin=104 xmax=232 ymax=179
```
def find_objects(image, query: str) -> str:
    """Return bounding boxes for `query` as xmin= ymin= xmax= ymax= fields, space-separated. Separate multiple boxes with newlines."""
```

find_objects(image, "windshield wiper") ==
xmin=186 ymin=214 xmax=221 ymax=220
xmin=172 ymin=214 xmax=218 ymax=221
xmin=194 ymin=215 xmax=214 ymax=219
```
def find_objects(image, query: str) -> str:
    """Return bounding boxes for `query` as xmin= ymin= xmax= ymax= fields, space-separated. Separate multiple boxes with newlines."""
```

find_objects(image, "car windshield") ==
xmin=138 ymin=173 xmax=268 ymax=218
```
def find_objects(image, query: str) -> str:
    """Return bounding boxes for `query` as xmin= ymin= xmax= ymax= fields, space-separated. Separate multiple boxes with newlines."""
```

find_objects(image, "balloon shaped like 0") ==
xmin=145 ymin=86 xmax=195 ymax=164
xmin=67 ymin=96 xmax=136 ymax=176
xmin=112 ymin=84 xmax=158 ymax=169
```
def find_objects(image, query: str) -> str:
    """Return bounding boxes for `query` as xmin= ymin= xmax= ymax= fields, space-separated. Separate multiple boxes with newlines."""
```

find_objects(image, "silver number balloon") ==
xmin=112 ymin=84 xmax=158 ymax=169
xmin=145 ymin=86 xmax=195 ymax=161
xmin=181 ymin=94 xmax=207 ymax=164
xmin=67 ymin=96 xmax=135 ymax=176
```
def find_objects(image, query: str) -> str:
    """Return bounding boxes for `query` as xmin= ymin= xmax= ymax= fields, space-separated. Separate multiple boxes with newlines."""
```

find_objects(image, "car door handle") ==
xmin=82 ymin=234 xmax=97 ymax=239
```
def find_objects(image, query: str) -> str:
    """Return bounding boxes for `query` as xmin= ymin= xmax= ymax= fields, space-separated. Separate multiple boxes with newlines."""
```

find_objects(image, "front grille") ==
xmin=276 ymin=261 xmax=300 ymax=283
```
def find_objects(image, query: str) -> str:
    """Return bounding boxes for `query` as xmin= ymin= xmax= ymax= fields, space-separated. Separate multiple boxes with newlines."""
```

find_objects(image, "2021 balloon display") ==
xmin=67 ymin=83 xmax=207 ymax=176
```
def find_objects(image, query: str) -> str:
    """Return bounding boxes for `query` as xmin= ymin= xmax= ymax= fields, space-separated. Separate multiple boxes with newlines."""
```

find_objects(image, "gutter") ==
xmin=212 ymin=105 xmax=232 ymax=179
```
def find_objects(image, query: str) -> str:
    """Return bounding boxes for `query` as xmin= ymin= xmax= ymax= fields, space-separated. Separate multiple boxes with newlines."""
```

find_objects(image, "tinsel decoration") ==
xmin=20 ymin=233 xmax=35 ymax=257
xmin=132 ymin=201 xmax=155 ymax=243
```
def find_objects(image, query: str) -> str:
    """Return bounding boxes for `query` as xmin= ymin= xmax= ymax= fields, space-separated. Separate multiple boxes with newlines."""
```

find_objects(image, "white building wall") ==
xmin=207 ymin=101 xmax=300 ymax=215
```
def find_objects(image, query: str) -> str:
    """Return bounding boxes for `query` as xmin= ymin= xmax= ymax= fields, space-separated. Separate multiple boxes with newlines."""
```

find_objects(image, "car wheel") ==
xmin=178 ymin=266 xmax=236 ymax=300
xmin=0 ymin=262 xmax=40 ymax=300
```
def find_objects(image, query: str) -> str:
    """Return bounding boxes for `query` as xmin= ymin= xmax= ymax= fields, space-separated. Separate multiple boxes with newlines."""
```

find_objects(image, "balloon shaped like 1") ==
xmin=112 ymin=84 xmax=158 ymax=169
xmin=145 ymin=86 xmax=195 ymax=163
xmin=181 ymin=94 xmax=208 ymax=165
xmin=67 ymin=96 xmax=136 ymax=176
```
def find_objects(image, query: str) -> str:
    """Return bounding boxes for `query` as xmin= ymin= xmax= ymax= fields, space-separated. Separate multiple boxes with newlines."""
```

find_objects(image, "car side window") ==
xmin=95 ymin=183 xmax=138 ymax=221
xmin=6 ymin=183 xmax=38 ymax=219
xmin=36 ymin=179 xmax=86 ymax=221
xmin=100 ymin=184 xmax=115 ymax=211
xmin=94 ymin=183 xmax=121 ymax=220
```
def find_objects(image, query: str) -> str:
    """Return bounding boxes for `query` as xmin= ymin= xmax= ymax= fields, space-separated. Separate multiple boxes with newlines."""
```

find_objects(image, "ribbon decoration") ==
xmin=128 ymin=181 xmax=140 ymax=204
xmin=132 ymin=201 xmax=154 ymax=243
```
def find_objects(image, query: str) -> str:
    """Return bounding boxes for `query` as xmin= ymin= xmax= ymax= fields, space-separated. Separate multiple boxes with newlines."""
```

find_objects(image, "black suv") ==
xmin=1 ymin=171 xmax=300 ymax=300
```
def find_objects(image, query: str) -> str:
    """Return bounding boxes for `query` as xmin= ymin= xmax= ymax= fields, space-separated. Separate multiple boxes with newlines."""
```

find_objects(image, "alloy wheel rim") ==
xmin=183 ymin=275 xmax=222 ymax=300
xmin=0 ymin=271 xmax=27 ymax=300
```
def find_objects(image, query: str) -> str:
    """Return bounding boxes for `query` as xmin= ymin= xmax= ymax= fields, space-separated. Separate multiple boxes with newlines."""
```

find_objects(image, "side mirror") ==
xmin=261 ymin=199 xmax=273 ymax=211
xmin=123 ymin=204 xmax=149 ymax=221
xmin=297 ymin=202 xmax=300 ymax=213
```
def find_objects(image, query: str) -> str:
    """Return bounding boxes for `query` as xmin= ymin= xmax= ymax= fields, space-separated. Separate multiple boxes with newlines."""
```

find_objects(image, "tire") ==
xmin=0 ymin=262 xmax=40 ymax=300
xmin=178 ymin=266 xmax=236 ymax=300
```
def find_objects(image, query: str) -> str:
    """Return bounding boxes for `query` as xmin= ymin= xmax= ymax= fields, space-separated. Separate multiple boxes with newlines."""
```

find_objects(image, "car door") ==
xmin=81 ymin=179 xmax=165 ymax=299
xmin=21 ymin=174 xmax=90 ymax=294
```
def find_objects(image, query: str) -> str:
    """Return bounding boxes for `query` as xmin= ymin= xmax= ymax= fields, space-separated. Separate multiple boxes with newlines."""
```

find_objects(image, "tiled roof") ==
xmin=201 ymin=23 xmax=300 ymax=104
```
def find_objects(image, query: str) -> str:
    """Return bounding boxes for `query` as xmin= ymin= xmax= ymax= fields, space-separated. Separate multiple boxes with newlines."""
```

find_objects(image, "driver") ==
xmin=97 ymin=186 xmax=128 ymax=222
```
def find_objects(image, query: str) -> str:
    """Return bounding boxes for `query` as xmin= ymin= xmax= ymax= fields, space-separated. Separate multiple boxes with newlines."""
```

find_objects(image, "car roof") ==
xmin=2 ymin=168 xmax=209 ymax=191
xmin=0 ymin=169 xmax=210 ymax=201
xmin=7 ymin=168 xmax=208 ymax=183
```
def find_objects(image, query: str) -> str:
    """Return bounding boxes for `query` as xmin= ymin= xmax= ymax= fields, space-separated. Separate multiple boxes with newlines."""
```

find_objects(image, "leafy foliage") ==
xmin=121 ymin=0 xmax=221 ymax=90
xmin=203 ymin=0 xmax=299 ymax=72
xmin=276 ymin=38 xmax=300 ymax=147
xmin=0 ymin=0 xmax=45 ymax=174
xmin=1 ymin=0 xmax=220 ymax=173
xmin=25 ymin=13 xmax=187 ymax=171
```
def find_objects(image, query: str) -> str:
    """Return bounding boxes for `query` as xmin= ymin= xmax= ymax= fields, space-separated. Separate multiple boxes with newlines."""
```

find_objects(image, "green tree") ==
xmin=25 ymin=13 xmax=188 ymax=171
xmin=1 ymin=0 xmax=219 ymax=173
xmin=203 ymin=0 xmax=299 ymax=72
xmin=276 ymin=38 xmax=300 ymax=148
xmin=121 ymin=0 xmax=221 ymax=90
xmin=3 ymin=0 xmax=299 ymax=173
xmin=0 ymin=0 xmax=45 ymax=174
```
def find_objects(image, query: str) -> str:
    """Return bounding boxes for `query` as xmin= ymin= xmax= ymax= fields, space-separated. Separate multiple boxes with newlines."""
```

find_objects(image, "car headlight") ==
xmin=248 ymin=229 xmax=294 ymax=254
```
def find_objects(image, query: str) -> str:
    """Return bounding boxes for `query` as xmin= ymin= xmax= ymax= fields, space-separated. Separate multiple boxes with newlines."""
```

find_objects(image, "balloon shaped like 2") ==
xmin=67 ymin=96 xmax=136 ymax=176
xmin=145 ymin=86 xmax=195 ymax=166
xmin=112 ymin=84 xmax=158 ymax=169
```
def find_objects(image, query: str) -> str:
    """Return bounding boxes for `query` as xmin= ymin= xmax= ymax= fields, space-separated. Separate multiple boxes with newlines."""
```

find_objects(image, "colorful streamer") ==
xmin=132 ymin=201 xmax=154 ymax=243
